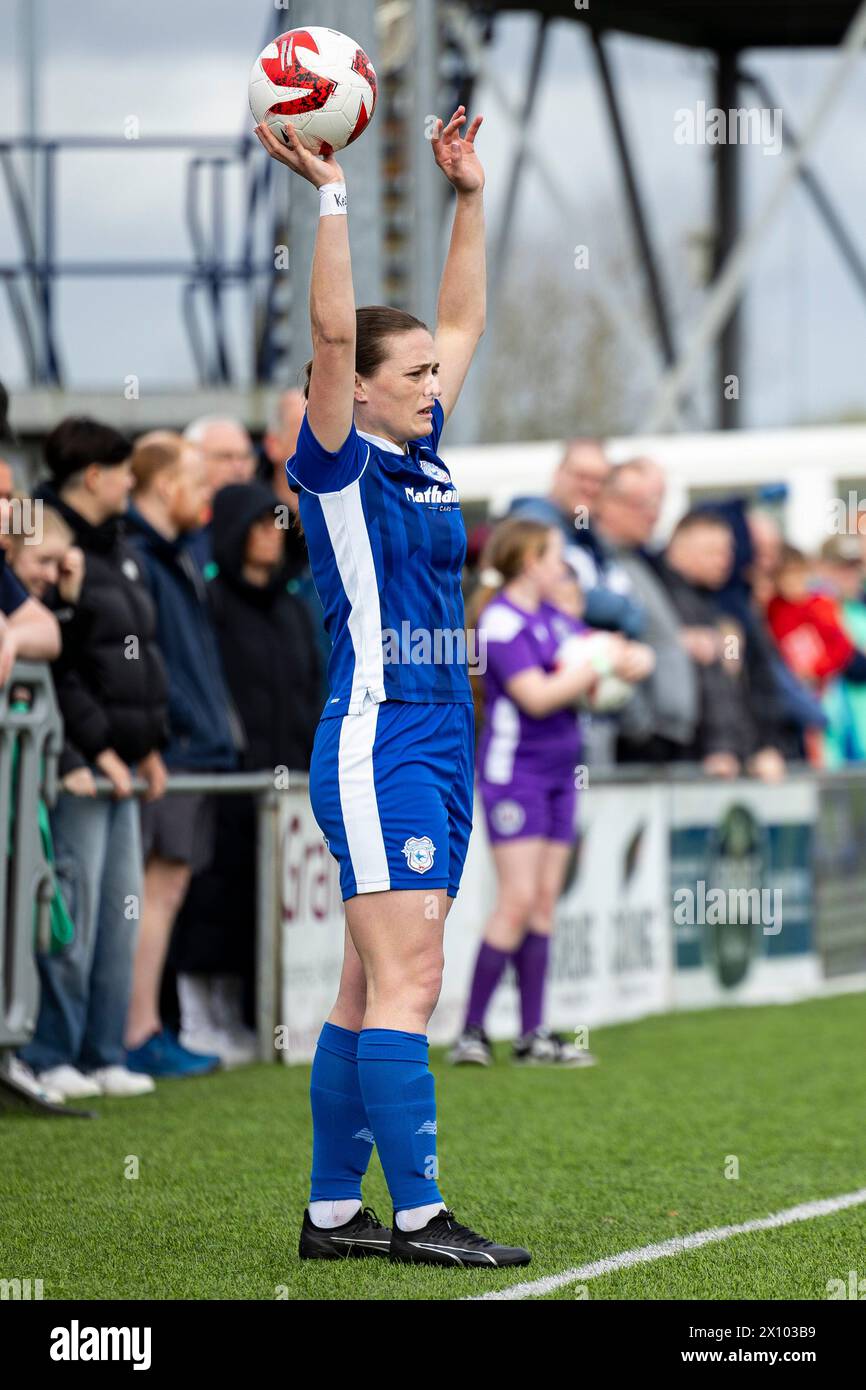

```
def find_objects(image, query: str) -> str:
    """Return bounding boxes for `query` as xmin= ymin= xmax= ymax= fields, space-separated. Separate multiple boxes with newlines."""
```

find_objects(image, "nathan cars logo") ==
xmin=404 ymin=481 xmax=460 ymax=506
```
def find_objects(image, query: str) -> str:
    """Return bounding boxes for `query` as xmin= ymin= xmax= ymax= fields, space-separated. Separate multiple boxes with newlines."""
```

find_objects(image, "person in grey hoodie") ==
xmin=594 ymin=459 xmax=706 ymax=763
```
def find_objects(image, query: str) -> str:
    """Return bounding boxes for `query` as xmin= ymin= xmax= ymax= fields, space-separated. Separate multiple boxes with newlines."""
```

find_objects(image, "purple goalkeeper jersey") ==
xmin=476 ymin=594 xmax=583 ymax=786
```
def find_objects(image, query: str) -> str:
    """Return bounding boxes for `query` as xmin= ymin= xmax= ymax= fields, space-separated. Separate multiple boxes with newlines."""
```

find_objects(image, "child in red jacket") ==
xmin=767 ymin=545 xmax=864 ymax=685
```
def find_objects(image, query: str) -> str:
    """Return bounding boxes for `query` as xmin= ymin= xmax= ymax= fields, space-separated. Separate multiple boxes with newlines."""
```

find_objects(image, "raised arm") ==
xmin=431 ymin=106 xmax=487 ymax=422
xmin=254 ymin=120 xmax=356 ymax=452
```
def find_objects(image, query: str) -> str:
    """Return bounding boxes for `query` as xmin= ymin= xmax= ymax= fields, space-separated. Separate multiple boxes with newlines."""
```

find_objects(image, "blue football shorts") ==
xmin=309 ymin=699 xmax=475 ymax=901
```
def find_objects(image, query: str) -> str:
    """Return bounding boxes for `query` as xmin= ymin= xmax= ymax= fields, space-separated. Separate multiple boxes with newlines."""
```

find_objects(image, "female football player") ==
xmin=452 ymin=518 xmax=654 ymax=1066
xmin=255 ymin=107 xmax=531 ymax=1267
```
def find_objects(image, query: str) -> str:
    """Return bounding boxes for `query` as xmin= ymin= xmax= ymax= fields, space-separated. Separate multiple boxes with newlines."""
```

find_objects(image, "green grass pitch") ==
xmin=2 ymin=993 xmax=864 ymax=1301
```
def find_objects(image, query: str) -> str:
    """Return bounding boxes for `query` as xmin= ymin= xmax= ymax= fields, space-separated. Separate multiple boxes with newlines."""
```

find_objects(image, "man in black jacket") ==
xmin=20 ymin=417 xmax=170 ymax=1101
xmin=124 ymin=432 xmax=240 ymax=1075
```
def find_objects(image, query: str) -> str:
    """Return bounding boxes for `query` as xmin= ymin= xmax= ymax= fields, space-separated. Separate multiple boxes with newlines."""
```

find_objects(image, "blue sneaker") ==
xmin=125 ymin=1029 xmax=220 ymax=1078
xmin=162 ymin=1029 xmax=221 ymax=1072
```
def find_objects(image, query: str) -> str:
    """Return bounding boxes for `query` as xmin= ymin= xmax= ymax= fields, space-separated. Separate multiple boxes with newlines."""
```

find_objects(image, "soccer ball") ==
xmin=555 ymin=632 xmax=636 ymax=714
xmin=249 ymin=27 xmax=378 ymax=157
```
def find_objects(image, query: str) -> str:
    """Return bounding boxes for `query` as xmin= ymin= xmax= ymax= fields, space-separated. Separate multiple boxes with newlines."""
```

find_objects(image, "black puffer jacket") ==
xmin=34 ymin=484 xmax=169 ymax=771
xmin=208 ymin=482 xmax=320 ymax=771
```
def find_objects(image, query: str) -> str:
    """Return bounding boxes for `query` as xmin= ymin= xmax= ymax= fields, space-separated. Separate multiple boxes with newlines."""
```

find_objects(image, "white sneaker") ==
xmin=38 ymin=1064 xmax=104 ymax=1099
xmin=209 ymin=975 xmax=258 ymax=1066
xmin=8 ymin=1057 xmax=65 ymax=1104
xmin=179 ymin=1027 xmax=255 ymax=1069
xmin=88 ymin=1066 xmax=156 ymax=1097
xmin=223 ymin=1027 xmax=258 ymax=1064
xmin=177 ymin=972 xmax=215 ymax=1036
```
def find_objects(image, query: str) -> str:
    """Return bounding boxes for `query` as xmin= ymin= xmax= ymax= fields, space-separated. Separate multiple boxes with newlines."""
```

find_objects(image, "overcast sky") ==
xmin=1 ymin=0 xmax=866 ymax=435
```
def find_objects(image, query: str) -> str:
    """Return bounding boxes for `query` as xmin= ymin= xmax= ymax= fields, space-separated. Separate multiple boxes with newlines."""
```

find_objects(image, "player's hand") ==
xmin=254 ymin=119 xmax=345 ymax=189
xmin=430 ymin=106 xmax=485 ymax=192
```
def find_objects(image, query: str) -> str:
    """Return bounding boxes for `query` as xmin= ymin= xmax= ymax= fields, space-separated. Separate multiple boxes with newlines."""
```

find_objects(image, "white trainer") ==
xmin=8 ymin=1057 xmax=65 ymax=1104
xmin=38 ymin=1064 xmax=103 ymax=1099
xmin=210 ymin=976 xmax=258 ymax=1065
xmin=179 ymin=1027 xmax=256 ymax=1069
xmin=88 ymin=1066 xmax=156 ymax=1097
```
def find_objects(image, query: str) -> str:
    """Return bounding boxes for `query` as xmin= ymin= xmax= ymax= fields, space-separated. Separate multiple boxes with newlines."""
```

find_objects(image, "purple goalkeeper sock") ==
xmin=465 ymin=942 xmax=513 ymax=1030
xmin=514 ymin=932 xmax=551 ymax=1036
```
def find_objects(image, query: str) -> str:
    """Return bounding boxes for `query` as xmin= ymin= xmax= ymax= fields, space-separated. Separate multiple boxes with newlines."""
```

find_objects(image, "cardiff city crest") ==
xmin=402 ymin=835 xmax=436 ymax=873
xmin=419 ymin=460 xmax=451 ymax=484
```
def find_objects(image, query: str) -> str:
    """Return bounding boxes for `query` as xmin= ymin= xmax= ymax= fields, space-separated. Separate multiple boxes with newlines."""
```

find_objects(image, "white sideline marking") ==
xmin=466 ymin=1187 xmax=866 ymax=1300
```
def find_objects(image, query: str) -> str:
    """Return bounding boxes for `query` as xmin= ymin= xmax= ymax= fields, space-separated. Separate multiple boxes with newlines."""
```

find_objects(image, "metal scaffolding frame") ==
xmin=3 ymin=0 xmax=866 ymax=435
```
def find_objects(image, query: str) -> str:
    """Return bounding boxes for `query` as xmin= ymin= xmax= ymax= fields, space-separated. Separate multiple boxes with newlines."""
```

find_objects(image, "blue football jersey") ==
xmin=286 ymin=398 xmax=472 ymax=718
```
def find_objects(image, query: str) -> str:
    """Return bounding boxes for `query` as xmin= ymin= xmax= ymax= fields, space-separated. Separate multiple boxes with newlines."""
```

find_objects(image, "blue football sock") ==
xmin=309 ymin=1022 xmax=375 ymax=1203
xmin=356 ymin=1028 xmax=444 ymax=1214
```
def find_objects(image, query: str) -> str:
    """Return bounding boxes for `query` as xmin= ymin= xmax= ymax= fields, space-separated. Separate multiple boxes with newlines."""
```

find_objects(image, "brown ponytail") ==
xmin=299 ymin=304 xmax=429 ymax=400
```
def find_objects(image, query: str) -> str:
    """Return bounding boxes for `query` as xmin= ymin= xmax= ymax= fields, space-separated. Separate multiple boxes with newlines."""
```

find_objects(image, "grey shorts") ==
xmin=140 ymin=791 xmax=216 ymax=873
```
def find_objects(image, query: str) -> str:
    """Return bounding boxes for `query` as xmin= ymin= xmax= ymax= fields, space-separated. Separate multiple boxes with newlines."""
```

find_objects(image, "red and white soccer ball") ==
xmin=249 ymin=27 xmax=378 ymax=157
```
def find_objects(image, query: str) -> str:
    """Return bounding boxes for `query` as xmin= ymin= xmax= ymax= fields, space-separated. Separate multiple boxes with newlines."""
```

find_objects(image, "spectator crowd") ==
xmin=1 ymin=387 xmax=321 ymax=1104
xmin=480 ymin=436 xmax=866 ymax=776
xmin=2 ymin=381 xmax=866 ymax=1103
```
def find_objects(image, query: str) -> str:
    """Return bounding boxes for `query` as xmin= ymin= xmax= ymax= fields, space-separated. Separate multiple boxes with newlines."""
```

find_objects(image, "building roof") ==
xmin=469 ymin=0 xmax=862 ymax=50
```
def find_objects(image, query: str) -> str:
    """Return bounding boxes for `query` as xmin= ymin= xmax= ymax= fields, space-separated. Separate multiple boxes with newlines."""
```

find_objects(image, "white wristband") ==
xmin=319 ymin=182 xmax=347 ymax=217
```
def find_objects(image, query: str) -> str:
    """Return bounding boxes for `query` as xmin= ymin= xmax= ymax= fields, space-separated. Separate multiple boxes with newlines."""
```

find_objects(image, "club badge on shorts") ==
xmin=402 ymin=835 xmax=436 ymax=873
xmin=491 ymin=800 xmax=526 ymax=835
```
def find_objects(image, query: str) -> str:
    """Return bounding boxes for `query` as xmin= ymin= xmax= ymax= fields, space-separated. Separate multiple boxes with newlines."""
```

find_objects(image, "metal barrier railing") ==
xmin=0 ymin=654 xmax=309 ymax=1064
xmin=0 ymin=662 xmax=62 ymax=1049
xmin=87 ymin=769 xmax=303 ymax=1064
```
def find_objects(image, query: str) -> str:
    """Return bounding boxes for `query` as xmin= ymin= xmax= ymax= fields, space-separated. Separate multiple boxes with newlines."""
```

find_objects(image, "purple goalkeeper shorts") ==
xmin=479 ymin=770 xmax=577 ymax=845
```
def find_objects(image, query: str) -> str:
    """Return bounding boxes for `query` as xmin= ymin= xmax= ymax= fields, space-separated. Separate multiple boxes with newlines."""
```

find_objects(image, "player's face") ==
xmin=528 ymin=528 xmax=566 ymax=600
xmin=359 ymin=329 xmax=441 ymax=444
xmin=548 ymin=567 xmax=584 ymax=617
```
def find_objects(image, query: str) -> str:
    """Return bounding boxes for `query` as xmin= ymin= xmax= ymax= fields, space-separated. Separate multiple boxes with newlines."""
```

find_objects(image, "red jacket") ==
xmin=766 ymin=593 xmax=854 ymax=684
